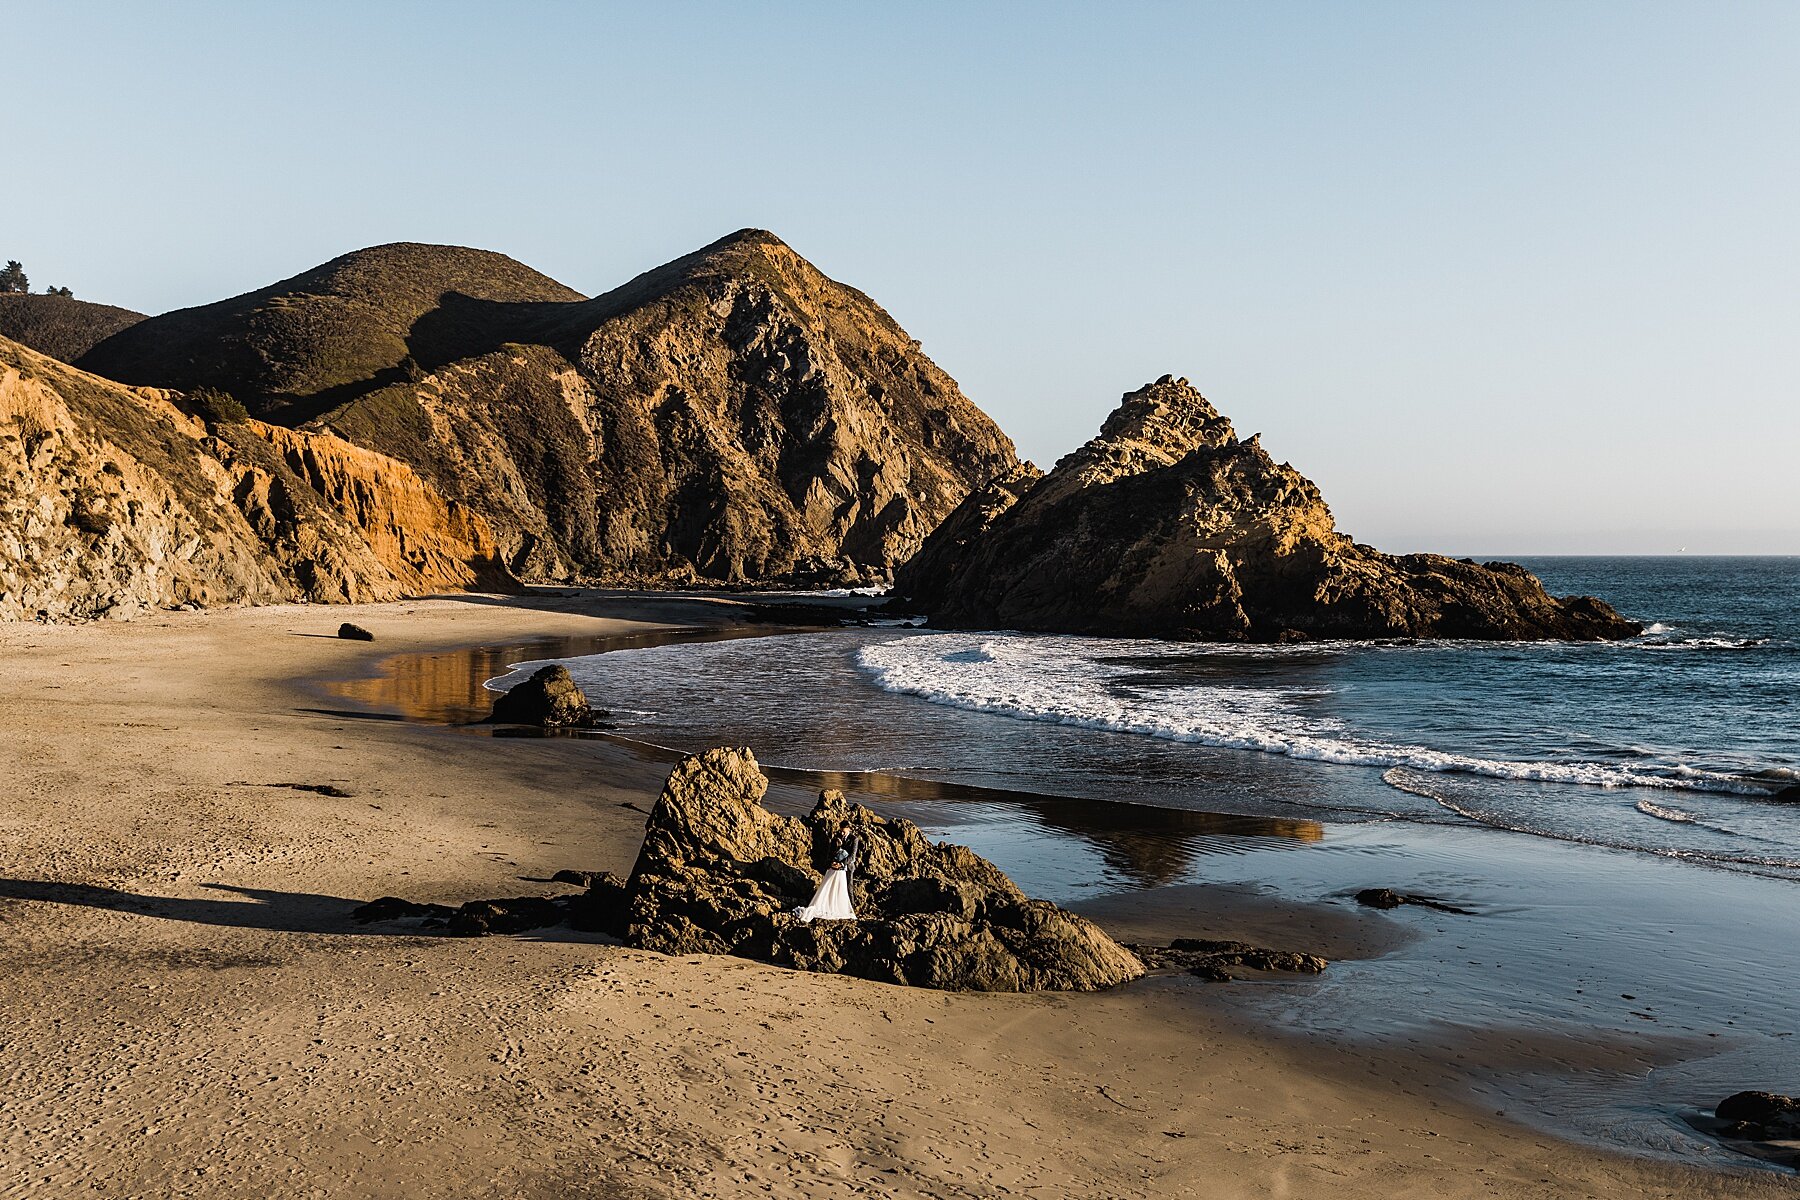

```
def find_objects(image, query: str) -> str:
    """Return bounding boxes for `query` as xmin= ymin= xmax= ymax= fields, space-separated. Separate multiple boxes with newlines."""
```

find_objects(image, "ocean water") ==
xmin=485 ymin=557 xmax=1800 ymax=1166
xmin=496 ymin=557 xmax=1800 ymax=885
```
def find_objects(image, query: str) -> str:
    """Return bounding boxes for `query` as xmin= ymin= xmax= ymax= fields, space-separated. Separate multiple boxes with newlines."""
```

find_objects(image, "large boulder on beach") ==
xmin=488 ymin=664 xmax=592 ymax=728
xmin=895 ymin=377 xmax=1641 ymax=642
xmin=618 ymin=747 xmax=1144 ymax=992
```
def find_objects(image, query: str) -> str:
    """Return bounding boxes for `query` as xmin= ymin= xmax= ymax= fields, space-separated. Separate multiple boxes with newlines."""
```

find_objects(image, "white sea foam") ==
xmin=1385 ymin=769 xmax=1800 ymax=872
xmin=1636 ymin=799 xmax=1697 ymax=823
xmin=1635 ymin=636 xmax=1762 ymax=651
xmin=855 ymin=633 xmax=1779 ymax=797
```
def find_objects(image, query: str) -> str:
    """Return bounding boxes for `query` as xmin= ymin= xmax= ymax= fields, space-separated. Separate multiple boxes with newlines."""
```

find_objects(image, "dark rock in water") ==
xmin=895 ymin=378 xmax=1641 ymax=642
xmin=621 ymin=747 xmax=1143 ymax=991
xmin=1355 ymin=888 xmax=1474 ymax=915
xmin=489 ymin=664 xmax=592 ymax=728
xmin=1355 ymin=888 xmax=1407 ymax=909
xmin=1131 ymin=939 xmax=1328 ymax=982
xmin=1771 ymin=784 xmax=1800 ymax=803
xmin=337 ymin=622 xmax=375 ymax=641
xmin=351 ymin=896 xmax=454 ymax=923
xmin=1716 ymin=1091 xmax=1800 ymax=1140
xmin=740 ymin=601 xmax=858 ymax=628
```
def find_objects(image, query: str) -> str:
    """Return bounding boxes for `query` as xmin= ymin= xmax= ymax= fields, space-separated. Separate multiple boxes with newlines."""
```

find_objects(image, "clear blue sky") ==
xmin=9 ymin=2 xmax=1796 ymax=554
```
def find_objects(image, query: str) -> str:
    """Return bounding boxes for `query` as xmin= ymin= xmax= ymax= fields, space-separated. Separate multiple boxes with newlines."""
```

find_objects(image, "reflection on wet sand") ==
xmin=774 ymin=765 xmax=1322 ymax=887
xmin=320 ymin=629 xmax=1325 ymax=891
xmin=324 ymin=626 xmax=764 ymax=724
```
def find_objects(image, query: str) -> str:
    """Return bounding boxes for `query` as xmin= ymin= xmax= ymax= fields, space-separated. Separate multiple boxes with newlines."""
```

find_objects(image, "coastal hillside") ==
xmin=77 ymin=243 xmax=586 ymax=425
xmin=0 ymin=294 xmax=147 ymax=363
xmin=0 ymin=335 xmax=511 ymax=621
xmin=896 ymin=376 xmax=1641 ymax=641
xmin=79 ymin=232 xmax=1021 ymax=584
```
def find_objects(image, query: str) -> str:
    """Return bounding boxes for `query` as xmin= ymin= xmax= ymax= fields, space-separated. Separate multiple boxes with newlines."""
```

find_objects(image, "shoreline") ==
xmin=306 ymin=598 xmax=1800 ymax=1179
xmin=343 ymin=607 xmax=1800 ymax=1177
xmin=0 ymin=592 xmax=1790 ymax=1197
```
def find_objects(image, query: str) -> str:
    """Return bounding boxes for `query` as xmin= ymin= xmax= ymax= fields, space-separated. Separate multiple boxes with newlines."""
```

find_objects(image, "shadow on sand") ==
xmin=0 ymin=878 xmax=605 ymax=943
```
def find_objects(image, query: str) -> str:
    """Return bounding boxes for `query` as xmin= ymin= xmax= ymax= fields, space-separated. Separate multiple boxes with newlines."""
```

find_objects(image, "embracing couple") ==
xmin=793 ymin=829 xmax=862 ymax=923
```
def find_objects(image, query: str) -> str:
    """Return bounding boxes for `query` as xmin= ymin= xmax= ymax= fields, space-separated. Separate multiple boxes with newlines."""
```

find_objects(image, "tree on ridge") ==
xmin=0 ymin=261 xmax=28 ymax=294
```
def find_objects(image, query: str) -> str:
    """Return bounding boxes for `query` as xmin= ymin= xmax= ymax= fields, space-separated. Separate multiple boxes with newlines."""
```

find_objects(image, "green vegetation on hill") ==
xmin=0 ymin=294 xmax=147 ymax=363
xmin=77 ymin=242 xmax=586 ymax=422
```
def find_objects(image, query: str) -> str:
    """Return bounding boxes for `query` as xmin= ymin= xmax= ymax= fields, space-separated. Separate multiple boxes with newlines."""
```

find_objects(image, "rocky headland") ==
xmin=896 ymin=376 xmax=1641 ymax=642
xmin=77 ymin=232 xmax=1019 ymax=587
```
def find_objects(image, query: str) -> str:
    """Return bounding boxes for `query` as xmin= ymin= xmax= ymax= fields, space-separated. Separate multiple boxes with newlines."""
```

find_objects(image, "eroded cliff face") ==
xmin=896 ymin=377 xmax=1640 ymax=642
xmin=81 ymin=232 xmax=1021 ymax=585
xmin=232 ymin=423 xmax=511 ymax=597
xmin=0 ymin=337 xmax=510 ymax=621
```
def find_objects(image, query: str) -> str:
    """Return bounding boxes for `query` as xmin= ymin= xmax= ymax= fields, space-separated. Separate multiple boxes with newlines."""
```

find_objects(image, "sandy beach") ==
xmin=0 ymin=593 xmax=1790 ymax=1199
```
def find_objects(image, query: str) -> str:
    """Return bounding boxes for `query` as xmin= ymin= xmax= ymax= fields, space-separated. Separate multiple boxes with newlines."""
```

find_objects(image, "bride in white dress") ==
xmin=794 ymin=831 xmax=861 ymax=923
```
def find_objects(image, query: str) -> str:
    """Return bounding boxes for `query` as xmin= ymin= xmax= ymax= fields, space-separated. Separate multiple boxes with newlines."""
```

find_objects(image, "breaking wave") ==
xmin=855 ymin=632 xmax=1782 ymax=798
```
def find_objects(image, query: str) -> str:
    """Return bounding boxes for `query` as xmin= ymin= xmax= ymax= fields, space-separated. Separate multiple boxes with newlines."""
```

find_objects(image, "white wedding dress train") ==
xmin=793 ymin=865 xmax=857 ymax=922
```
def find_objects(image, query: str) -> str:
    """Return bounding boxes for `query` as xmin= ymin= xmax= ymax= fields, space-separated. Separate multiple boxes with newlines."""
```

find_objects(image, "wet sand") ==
xmin=0 ymin=591 xmax=1791 ymax=1198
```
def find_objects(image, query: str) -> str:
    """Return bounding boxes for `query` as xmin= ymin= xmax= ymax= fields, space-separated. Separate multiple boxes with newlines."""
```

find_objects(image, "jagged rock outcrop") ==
xmin=349 ymin=748 xmax=1144 ymax=993
xmin=620 ymin=747 xmax=1143 ymax=991
xmin=0 ymin=335 xmax=511 ymax=621
xmin=0 ymin=294 xmax=146 ymax=363
xmin=896 ymin=377 xmax=1641 ymax=641
xmin=79 ymin=232 xmax=1020 ymax=585
xmin=893 ymin=462 xmax=1042 ymax=606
